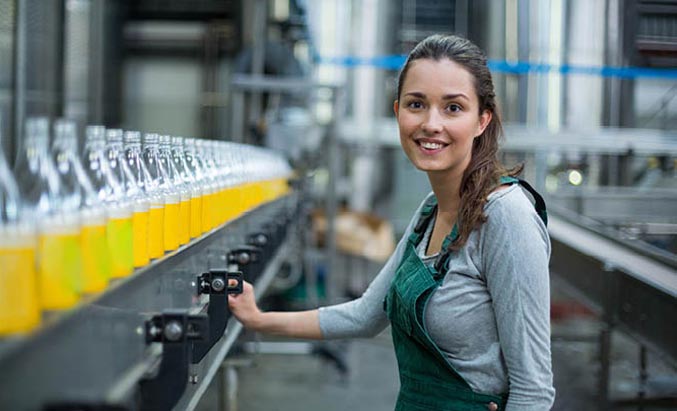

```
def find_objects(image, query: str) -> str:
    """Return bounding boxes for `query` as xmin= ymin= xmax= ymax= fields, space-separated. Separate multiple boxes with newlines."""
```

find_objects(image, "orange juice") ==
xmin=163 ymin=200 xmax=180 ymax=252
xmin=107 ymin=215 xmax=133 ymax=278
xmin=201 ymin=190 xmax=213 ymax=233
xmin=148 ymin=205 xmax=164 ymax=258
xmin=0 ymin=228 xmax=40 ymax=335
xmin=38 ymin=222 xmax=82 ymax=310
xmin=132 ymin=206 xmax=150 ymax=267
xmin=190 ymin=195 xmax=202 ymax=238
xmin=178 ymin=198 xmax=190 ymax=245
xmin=80 ymin=222 xmax=110 ymax=293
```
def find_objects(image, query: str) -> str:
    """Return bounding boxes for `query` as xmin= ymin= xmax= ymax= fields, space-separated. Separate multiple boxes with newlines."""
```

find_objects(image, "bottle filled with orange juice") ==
xmin=0 ymin=119 xmax=40 ymax=336
xmin=143 ymin=133 xmax=179 ymax=253
xmin=184 ymin=138 xmax=207 ymax=236
xmin=161 ymin=135 xmax=190 ymax=245
xmin=105 ymin=129 xmax=149 ymax=269
xmin=14 ymin=117 xmax=82 ymax=312
xmin=124 ymin=131 xmax=164 ymax=260
xmin=53 ymin=120 xmax=111 ymax=293
xmin=196 ymin=139 xmax=221 ymax=230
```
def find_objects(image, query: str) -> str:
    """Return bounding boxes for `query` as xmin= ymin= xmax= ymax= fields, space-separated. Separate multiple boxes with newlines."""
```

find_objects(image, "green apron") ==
xmin=383 ymin=177 xmax=547 ymax=411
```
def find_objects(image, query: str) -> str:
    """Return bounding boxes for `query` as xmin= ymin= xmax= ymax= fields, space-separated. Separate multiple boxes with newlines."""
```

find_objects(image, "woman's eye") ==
xmin=447 ymin=104 xmax=462 ymax=113
xmin=407 ymin=101 xmax=423 ymax=109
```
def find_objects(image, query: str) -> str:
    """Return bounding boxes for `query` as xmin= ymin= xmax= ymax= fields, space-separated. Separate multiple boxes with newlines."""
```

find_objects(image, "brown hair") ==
xmin=397 ymin=34 xmax=522 ymax=250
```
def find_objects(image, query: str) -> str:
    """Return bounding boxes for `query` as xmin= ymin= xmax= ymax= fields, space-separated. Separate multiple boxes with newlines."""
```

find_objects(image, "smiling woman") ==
xmin=227 ymin=34 xmax=555 ymax=411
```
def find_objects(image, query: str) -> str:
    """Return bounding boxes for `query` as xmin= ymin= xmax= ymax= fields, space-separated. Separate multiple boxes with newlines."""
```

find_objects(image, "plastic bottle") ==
xmin=171 ymin=137 xmax=202 ymax=240
xmin=160 ymin=135 xmax=190 ymax=245
xmin=105 ymin=129 xmax=149 ymax=269
xmin=0 ymin=120 xmax=40 ymax=335
xmin=198 ymin=140 xmax=222 ymax=229
xmin=143 ymin=133 xmax=178 ymax=252
xmin=184 ymin=138 xmax=206 ymax=236
xmin=14 ymin=117 xmax=81 ymax=311
xmin=53 ymin=119 xmax=110 ymax=293
xmin=125 ymin=131 xmax=163 ymax=259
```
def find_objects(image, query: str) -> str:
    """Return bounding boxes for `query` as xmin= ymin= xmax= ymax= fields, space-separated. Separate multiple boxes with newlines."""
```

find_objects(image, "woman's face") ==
xmin=394 ymin=58 xmax=491 ymax=177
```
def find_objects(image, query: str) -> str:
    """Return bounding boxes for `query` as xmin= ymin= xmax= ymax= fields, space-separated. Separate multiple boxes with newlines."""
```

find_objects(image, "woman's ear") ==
xmin=393 ymin=100 xmax=399 ymax=117
xmin=476 ymin=110 xmax=492 ymax=137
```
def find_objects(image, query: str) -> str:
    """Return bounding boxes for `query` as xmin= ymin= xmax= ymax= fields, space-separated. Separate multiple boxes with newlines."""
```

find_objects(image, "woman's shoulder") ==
xmin=484 ymin=183 xmax=544 ymax=225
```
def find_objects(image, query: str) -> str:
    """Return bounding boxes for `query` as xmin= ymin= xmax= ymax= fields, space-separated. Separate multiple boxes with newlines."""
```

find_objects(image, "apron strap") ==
xmin=432 ymin=176 xmax=548 ymax=274
xmin=409 ymin=199 xmax=438 ymax=245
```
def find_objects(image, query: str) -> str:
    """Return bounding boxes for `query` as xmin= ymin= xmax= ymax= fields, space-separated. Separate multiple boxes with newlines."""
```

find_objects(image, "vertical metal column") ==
xmin=13 ymin=0 xmax=65 ymax=156
xmin=324 ymin=88 xmax=342 ymax=303
xmin=516 ymin=0 xmax=530 ymax=123
xmin=248 ymin=0 xmax=267 ymax=144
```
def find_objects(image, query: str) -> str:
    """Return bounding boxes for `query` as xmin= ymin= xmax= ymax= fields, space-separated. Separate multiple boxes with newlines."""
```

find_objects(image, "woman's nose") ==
xmin=421 ymin=109 xmax=443 ymax=134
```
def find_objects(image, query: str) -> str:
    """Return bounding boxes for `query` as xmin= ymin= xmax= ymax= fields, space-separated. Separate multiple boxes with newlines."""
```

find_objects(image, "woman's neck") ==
xmin=427 ymin=168 xmax=463 ymax=215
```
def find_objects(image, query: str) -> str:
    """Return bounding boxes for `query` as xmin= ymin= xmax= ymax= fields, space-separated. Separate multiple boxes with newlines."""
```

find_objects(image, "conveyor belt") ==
xmin=0 ymin=193 xmax=299 ymax=411
xmin=548 ymin=213 xmax=677 ymax=362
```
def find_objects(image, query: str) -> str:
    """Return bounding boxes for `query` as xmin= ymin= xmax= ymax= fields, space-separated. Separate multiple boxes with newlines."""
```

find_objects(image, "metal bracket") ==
xmin=138 ymin=311 xmax=209 ymax=411
xmin=227 ymin=245 xmax=261 ymax=266
xmin=192 ymin=270 xmax=243 ymax=364
xmin=228 ymin=246 xmax=263 ymax=281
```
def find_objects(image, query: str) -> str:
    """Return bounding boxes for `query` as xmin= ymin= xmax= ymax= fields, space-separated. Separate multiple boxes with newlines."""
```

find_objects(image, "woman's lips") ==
xmin=416 ymin=139 xmax=448 ymax=154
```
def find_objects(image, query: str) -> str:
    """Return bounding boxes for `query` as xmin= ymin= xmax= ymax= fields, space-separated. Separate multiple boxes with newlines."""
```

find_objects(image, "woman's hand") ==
xmin=227 ymin=280 xmax=322 ymax=339
xmin=227 ymin=280 xmax=262 ymax=330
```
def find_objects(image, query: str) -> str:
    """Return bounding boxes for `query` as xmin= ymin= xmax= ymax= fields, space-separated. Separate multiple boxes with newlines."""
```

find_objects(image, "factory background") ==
xmin=0 ymin=0 xmax=676 ymax=410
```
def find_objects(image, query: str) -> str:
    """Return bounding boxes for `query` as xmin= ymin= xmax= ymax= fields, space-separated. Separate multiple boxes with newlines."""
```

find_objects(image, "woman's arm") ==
xmin=482 ymin=188 xmax=556 ymax=410
xmin=228 ymin=281 xmax=322 ymax=339
xmin=229 ymin=193 xmax=437 ymax=340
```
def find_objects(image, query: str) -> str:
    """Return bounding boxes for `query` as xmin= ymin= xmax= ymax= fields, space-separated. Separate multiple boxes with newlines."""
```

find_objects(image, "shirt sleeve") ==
xmin=318 ymin=193 xmax=434 ymax=339
xmin=480 ymin=188 xmax=556 ymax=410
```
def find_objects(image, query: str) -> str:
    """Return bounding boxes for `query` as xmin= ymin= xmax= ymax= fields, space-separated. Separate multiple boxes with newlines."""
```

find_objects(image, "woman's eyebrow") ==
xmin=403 ymin=91 xmax=426 ymax=98
xmin=442 ymin=93 xmax=469 ymax=101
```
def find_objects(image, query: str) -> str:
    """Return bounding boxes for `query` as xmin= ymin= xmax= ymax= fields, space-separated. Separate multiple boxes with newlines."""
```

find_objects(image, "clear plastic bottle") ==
xmin=184 ymin=138 xmax=206 ymax=236
xmin=125 ymin=131 xmax=164 ymax=259
xmin=14 ymin=117 xmax=81 ymax=311
xmin=143 ymin=133 xmax=178 ymax=252
xmin=105 ymin=129 xmax=149 ymax=268
xmin=160 ymin=135 xmax=190 ymax=245
xmin=172 ymin=137 xmax=201 ymax=240
xmin=213 ymin=141 xmax=238 ymax=224
xmin=0 ymin=120 xmax=40 ymax=335
xmin=198 ymin=139 xmax=222 ymax=229
xmin=53 ymin=119 xmax=110 ymax=294
xmin=195 ymin=139 xmax=220 ymax=231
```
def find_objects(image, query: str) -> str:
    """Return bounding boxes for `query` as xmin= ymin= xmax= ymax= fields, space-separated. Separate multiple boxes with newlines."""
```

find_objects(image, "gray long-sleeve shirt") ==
xmin=318 ymin=185 xmax=555 ymax=410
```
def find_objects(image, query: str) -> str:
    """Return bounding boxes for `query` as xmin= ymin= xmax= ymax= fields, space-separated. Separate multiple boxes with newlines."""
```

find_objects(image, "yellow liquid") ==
xmin=178 ymin=199 xmax=190 ymax=245
xmin=164 ymin=202 xmax=180 ymax=252
xmin=240 ymin=183 xmax=252 ymax=212
xmin=132 ymin=210 xmax=150 ymax=267
xmin=0 ymin=244 xmax=40 ymax=335
xmin=190 ymin=196 xmax=202 ymax=238
xmin=80 ymin=224 xmax=110 ymax=293
xmin=213 ymin=190 xmax=224 ymax=228
xmin=222 ymin=186 xmax=238 ymax=222
xmin=148 ymin=206 xmax=165 ymax=258
xmin=38 ymin=231 xmax=82 ymax=310
xmin=201 ymin=192 xmax=212 ymax=233
xmin=234 ymin=184 xmax=246 ymax=216
xmin=107 ymin=217 xmax=133 ymax=278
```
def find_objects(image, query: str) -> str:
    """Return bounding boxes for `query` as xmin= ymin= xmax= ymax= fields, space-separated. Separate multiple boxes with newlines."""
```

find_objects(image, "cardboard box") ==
xmin=313 ymin=209 xmax=396 ymax=263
